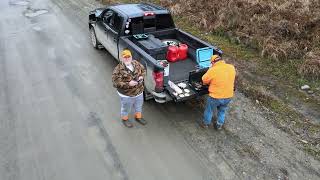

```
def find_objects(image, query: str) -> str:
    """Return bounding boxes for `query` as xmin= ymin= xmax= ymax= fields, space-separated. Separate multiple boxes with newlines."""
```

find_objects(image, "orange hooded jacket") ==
xmin=202 ymin=60 xmax=236 ymax=99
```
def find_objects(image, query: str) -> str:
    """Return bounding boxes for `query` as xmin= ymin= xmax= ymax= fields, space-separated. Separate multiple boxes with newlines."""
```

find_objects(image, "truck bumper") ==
xmin=151 ymin=91 xmax=172 ymax=103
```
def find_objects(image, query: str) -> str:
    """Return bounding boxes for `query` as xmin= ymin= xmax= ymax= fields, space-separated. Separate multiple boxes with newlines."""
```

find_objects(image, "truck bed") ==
xmin=123 ymin=29 xmax=221 ymax=102
xmin=127 ymin=29 xmax=208 ymax=83
xmin=168 ymin=58 xmax=198 ymax=82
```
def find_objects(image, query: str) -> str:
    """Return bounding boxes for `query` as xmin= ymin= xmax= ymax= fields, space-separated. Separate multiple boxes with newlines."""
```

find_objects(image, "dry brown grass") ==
xmin=157 ymin=0 xmax=320 ymax=78
xmin=299 ymin=48 xmax=320 ymax=79
xmin=101 ymin=0 xmax=117 ymax=4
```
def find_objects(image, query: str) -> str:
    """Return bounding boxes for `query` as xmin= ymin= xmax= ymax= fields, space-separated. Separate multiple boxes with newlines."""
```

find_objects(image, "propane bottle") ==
xmin=166 ymin=45 xmax=179 ymax=62
xmin=178 ymin=43 xmax=188 ymax=60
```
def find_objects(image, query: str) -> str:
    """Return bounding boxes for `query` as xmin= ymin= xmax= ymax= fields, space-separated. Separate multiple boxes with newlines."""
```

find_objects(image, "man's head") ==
xmin=210 ymin=55 xmax=222 ymax=65
xmin=121 ymin=49 xmax=132 ymax=65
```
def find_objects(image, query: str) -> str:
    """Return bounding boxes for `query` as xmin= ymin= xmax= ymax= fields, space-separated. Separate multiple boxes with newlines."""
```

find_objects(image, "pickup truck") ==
xmin=88 ymin=3 xmax=223 ymax=103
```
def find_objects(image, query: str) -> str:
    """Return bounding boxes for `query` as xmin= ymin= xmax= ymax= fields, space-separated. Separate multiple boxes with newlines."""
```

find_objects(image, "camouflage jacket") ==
xmin=112 ymin=60 xmax=146 ymax=97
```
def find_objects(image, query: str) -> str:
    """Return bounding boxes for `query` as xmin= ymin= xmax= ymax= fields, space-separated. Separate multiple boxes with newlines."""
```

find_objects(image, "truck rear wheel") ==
xmin=90 ymin=27 xmax=102 ymax=49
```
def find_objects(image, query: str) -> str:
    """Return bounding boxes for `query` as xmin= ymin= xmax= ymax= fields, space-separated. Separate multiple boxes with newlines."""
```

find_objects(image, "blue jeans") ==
xmin=120 ymin=93 xmax=144 ymax=119
xmin=203 ymin=96 xmax=232 ymax=126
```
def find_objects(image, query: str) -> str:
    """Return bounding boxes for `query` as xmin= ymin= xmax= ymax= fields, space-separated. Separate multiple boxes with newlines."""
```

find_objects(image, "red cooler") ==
xmin=178 ymin=44 xmax=188 ymax=60
xmin=166 ymin=45 xmax=179 ymax=62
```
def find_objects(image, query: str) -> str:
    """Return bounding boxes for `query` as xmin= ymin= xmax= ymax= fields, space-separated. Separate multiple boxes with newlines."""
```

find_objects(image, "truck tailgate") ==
xmin=165 ymin=82 xmax=197 ymax=102
xmin=165 ymin=68 xmax=209 ymax=102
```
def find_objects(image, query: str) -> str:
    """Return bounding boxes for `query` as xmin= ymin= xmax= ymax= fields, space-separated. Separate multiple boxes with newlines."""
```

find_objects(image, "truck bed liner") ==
xmin=169 ymin=58 xmax=198 ymax=82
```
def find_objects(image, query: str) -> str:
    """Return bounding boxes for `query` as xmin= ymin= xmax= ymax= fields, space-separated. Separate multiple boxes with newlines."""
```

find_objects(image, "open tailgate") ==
xmin=165 ymin=68 xmax=209 ymax=102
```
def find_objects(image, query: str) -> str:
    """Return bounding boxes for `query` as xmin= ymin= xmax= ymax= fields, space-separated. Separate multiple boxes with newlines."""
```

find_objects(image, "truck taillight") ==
xmin=144 ymin=12 xmax=154 ymax=16
xmin=153 ymin=71 xmax=164 ymax=92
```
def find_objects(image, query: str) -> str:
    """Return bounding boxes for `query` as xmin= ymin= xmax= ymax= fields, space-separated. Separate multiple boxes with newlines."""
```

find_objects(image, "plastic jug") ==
xmin=166 ymin=45 xmax=179 ymax=62
xmin=178 ymin=44 xmax=188 ymax=60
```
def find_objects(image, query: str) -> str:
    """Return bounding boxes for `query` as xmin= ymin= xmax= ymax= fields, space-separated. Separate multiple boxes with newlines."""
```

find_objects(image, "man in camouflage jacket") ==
xmin=112 ymin=49 xmax=146 ymax=128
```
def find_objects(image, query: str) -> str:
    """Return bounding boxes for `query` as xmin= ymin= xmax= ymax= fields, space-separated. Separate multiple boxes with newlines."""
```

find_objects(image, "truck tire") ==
xmin=90 ymin=27 xmax=102 ymax=49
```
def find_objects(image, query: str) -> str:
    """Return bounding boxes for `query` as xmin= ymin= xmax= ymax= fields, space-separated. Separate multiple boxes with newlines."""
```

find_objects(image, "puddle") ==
xmin=32 ymin=26 xmax=42 ymax=31
xmin=24 ymin=9 xmax=48 ymax=18
xmin=9 ymin=0 xmax=29 ymax=6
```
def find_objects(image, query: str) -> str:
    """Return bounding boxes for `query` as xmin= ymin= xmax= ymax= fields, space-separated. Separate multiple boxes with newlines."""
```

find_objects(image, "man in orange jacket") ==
xmin=201 ymin=55 xmax=236 ymax=130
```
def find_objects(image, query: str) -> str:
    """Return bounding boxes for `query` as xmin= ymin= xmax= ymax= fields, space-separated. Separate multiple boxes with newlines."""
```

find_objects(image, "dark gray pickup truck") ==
xmin=89 ymin=3 xmax=222 ymax=103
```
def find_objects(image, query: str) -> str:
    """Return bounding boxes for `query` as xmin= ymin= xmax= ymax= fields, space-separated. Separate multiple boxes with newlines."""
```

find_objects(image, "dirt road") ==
xmin=0 ymin=0 xmax=319 ymax=179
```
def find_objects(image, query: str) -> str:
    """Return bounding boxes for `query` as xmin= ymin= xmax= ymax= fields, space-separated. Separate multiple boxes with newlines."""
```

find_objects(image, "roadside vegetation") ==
xmin=166 ymin=0 xmax=320 ymax=79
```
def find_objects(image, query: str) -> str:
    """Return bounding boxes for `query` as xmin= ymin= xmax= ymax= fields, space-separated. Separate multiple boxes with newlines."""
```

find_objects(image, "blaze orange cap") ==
xmin=211 ymin=55 xmax=221 ymax=62
xmin=122 ymin=50 xmax=132 ymax=58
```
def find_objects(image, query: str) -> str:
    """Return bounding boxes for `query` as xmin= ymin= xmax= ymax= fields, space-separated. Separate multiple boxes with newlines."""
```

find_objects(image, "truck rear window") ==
xmin=126 ymin=14 xmax=174 ymax=35
xmin=156 ymin=14 xmax=175 ymax=29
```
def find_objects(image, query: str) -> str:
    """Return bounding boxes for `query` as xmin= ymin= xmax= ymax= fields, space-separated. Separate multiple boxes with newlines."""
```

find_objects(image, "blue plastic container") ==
xmin=196 ymin=47 xmax=213 ymax=69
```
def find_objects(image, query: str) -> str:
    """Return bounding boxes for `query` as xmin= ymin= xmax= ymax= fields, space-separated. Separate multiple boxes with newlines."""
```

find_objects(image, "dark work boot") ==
xmin=122 ymin=120 xmax=133 ymax=128
xmin=199 ymin=121 xmax=209 ymax=129
xmin=135 ymin=118 xmax=147 ymax=125
xmin=214 ymin=123 xmax=223 ymax=130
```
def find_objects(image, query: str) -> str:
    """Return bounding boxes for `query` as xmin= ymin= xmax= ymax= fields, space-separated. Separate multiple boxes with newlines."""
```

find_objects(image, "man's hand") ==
xmin=129 ymin=80 xmax=138 ymax=86
xmin=202 ymin=81 xmax=209 ymax=85
xmin=138 ymin=76 xmax=144 ymax=83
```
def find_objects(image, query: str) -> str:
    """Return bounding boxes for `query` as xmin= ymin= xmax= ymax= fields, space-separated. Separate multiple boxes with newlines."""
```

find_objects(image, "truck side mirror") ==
xmin=89 ymin=14 xmax=96 ymax=23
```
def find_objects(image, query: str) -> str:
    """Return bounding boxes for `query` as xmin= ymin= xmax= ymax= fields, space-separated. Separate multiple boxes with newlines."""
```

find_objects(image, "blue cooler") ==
xmin=196 ymin=47 xmax=213 ymax=69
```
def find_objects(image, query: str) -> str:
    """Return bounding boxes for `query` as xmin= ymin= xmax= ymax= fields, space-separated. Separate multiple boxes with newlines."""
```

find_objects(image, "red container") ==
xmin=166 ymin=45 xmax=179 ymax=62
xmin=178 ymin=44 xmax=188 ymax=60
